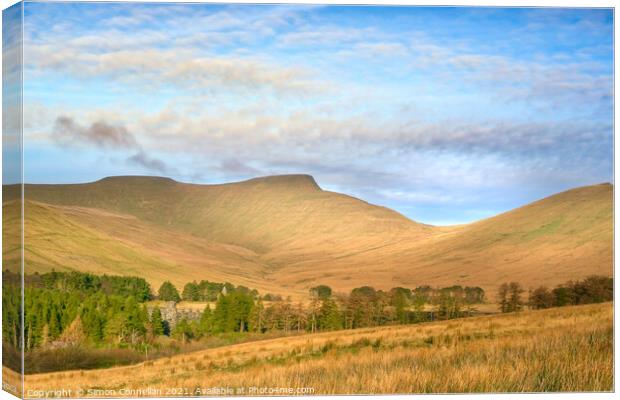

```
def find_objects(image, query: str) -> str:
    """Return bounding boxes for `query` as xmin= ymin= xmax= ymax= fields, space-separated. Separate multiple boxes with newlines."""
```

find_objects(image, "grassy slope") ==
xmin=3 ymin=200 xmax=298 ymax=296
xmin=2 ymin=198 xmax=21 ymax=274
xmin=418 ymin=183 xmax=613 ymax=286
xmin=4 ymin=177 xmax=612 ymax=298
xmin=297 ymin=183 xmax=613 ymax=294
xmin=14 ymin=303 xmax=613 ymax=394
xmin=11 ymin=175 xmax=430 ymax=254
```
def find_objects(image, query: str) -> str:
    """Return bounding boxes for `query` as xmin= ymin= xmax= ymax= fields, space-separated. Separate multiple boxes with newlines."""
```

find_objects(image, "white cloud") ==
xmin=25 ymin=44 xmax=328 ymax=95
xmin=19 ymin=4 xmax=612 ymax=222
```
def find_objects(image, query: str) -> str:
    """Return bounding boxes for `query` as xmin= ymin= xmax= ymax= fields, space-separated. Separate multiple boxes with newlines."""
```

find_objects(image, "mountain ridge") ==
xmin=2 ymin=175 xmax=612 ymax=299
xmin=7 ymin=175 xmax=611 ymax=226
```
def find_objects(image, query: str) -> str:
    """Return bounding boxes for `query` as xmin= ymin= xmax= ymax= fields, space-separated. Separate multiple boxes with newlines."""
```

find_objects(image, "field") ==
xmin=2 ymin=177 xmax=613 ymax=299
xmin=9 ymin=302 xmax=612 ymax=397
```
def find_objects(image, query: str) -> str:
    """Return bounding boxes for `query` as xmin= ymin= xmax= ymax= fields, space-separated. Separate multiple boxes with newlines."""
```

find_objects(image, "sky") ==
xmin=4 ymin=3 xmax=614 ymax=225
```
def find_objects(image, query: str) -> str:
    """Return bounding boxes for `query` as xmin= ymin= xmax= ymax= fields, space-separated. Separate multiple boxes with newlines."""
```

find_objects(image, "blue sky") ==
xmin=7 ymin=3 xmax=614 ymax=224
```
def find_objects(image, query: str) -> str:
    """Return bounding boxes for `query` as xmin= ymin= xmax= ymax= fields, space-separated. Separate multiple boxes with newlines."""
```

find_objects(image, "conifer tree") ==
xmin=182 ymin=282 xmax=200 ymax=301
xmin=150 ymin=308 xmax=165 ymax=336
xmin=173 ymin=318 xmax=193 ymax=344
xmin=318 ymin=298 xmax=342 ymax=331
xmin=212 ymin=293 xmax=230 ymax=333
xmin=158 ymin=281 xmax=181 ymax=302
xmin=198 ymin=306 xmax=213 ymax=336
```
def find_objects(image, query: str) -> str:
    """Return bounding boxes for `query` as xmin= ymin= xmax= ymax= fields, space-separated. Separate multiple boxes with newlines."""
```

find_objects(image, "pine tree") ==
xmin=228 ymin=292 xmax=254 ymax=332
xmin=173 ymin=318 xmax=193 ymax=344
xmin=150 ymin=308 xmax=165 ymax=336
xmin=198 ymin=306 xmax=212 ymax=336
xmin=158 ymin=281 xmax=181 ymax=302
xmin=212 ymin=293 xmax=230 ymax=333
xmin=182 ymin=282 xmax=200 ymax=301
xmin=318 ymin=298 xmax=342 ymax=331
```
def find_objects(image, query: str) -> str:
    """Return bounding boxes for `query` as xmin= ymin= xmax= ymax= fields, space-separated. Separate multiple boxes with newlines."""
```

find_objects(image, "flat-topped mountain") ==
xmin=2 ymin=176 xmax=612 ymax=298
xmin=7 ymin=174 xmax=431 ymax=253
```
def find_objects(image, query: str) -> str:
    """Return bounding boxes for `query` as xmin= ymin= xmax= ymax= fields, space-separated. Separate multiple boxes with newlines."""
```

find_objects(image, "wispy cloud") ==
xmin=27 ymin=46 xmax=327 ymax=95
xmin=21 ymin=4 xmax=613 ymax=224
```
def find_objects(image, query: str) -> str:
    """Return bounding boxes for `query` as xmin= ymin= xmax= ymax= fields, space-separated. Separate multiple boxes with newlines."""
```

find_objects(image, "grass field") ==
xmin=8 ymin=302 xmax=612 ymax=397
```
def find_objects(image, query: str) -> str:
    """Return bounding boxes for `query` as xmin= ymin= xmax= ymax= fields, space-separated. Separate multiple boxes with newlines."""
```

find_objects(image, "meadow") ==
xmin=11 ymin=302 xmax=612 ymax=396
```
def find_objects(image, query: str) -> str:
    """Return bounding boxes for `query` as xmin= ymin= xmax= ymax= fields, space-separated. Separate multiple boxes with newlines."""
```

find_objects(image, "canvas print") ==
xmin=2 ymin=2 xmax=614 ymax=398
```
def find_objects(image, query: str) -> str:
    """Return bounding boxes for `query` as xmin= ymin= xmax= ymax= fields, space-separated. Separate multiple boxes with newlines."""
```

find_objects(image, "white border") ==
xmin=0 ymin=1 xmax=616 ymax=400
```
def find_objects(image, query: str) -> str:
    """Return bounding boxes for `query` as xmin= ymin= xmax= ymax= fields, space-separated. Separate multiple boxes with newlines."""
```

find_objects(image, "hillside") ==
xmin=7 ymin=175 xmax=432 ymax=253
xmin=3 ymin=200 xmax=295 ymax=296
xmin=2 ymin=176 xmax=612 ymax=298
xmin=296 ymin=183 xmax=613 ymax=294
xmin=12 ymin=303 xmax=613 ymax=394
xmin=411 ymin=183 xmax=613 ymax=287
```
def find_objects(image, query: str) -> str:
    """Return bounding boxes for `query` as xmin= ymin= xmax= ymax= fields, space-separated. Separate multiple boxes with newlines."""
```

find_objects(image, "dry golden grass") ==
xmin=3 ymin=178 xmax=612 ymax=300
xmin=3 ymin=199 xmax=302 ymax=297
xmin=12 ymin=303 xmax=612 ymax=396
xmin=280 ymin=183 xmax=612 ymax=299
xmin=2 ymin=365 xmax=22 ymax=398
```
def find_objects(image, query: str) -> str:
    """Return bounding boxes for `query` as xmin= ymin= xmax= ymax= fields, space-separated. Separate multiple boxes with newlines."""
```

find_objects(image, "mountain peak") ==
xmin=243 ymin=174 xmax=321 ymax=190
xmin=96 ymin=176 xmax=178 ymax=185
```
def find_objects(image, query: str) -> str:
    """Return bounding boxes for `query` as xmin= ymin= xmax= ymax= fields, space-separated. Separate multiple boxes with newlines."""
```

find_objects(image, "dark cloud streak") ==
xmin=53 ymin=115 xmax=138 ymax=149
xmin=52 ymin=115 xmax=170 ymax=174
xmin=127 ymin=150 xmax=170 ymax=174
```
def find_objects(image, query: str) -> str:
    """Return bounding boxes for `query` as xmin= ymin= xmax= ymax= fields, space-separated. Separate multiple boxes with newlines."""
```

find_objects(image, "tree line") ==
xmin=497 ymin=275 xmax=612 ymax=313
xmin=3 ymin=270 xmax=487 ymax=351
xmin=157 ymin=279 xmax=258 ymax=302
xmin=153 ymin=283 xmax=487 ymax=343
xmin=2 ymin=270 xmax=257 ymax=352
xmin=9 ymin=270 xmax=611 ymax=355
xmin=3 ymin=270 xmax=610 ymax=374
xmin=30 ymin=270 xmax=152 ymax=301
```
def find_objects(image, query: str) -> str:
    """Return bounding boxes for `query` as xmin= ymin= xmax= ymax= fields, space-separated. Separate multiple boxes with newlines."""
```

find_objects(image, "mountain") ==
xmin=298 ymin=183 xmax=612 ymax=294
xmin=2 ymin=176 xmax=612 ymax=298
